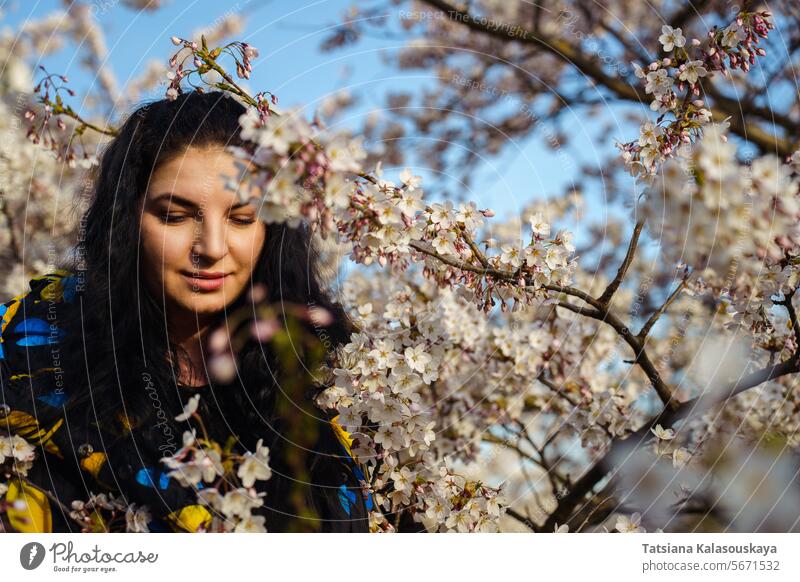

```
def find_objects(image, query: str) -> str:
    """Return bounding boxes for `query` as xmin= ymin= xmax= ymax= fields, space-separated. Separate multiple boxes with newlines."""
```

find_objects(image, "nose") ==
xmin=190 ymin=214 xmax=229 ymax=263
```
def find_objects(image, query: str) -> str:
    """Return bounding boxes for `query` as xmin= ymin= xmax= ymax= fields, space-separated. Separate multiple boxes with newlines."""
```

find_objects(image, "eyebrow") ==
xmin=149 ymin=192 xmax=253 ymax=210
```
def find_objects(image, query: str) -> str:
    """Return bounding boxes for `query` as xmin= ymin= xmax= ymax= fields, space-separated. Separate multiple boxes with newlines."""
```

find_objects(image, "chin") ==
xmin=186 ymin=296 xmax=230 ymax=315
xmin=163 ymin=290 xmax=224 ymax=315
xmin=163 ymin=277 xmax=248 ymax=316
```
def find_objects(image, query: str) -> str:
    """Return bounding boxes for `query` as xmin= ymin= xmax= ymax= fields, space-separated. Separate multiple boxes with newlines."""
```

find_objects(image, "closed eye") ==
xmin=160 ymin=213 xmax=189 ymax=224
xmin=229 ymin=216 xmax=257 ymax=225
xmin=159 ymin=214 xmax=256 ymax=226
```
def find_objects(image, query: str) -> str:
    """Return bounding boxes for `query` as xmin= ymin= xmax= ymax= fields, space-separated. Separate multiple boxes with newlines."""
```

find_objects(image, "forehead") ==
xmin=146 ymin=145 xmax=248 ymax=204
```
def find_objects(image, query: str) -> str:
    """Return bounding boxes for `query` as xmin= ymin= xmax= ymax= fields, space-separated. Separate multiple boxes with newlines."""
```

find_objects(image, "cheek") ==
xmin=139 ymin=218 xmax=189 ymax=274
xmin=230 ymin=226 xmax=266 ymax=271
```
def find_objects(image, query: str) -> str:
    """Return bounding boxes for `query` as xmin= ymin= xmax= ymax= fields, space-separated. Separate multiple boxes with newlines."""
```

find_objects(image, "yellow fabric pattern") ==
xmin=330 ymin=415 xmax=354 ymax=458
xmin=39 ymin=280 xmax=64 ymax=302
xmin=2 ymin=411 xmax=63 ymax=457
xmin=5 ymin=477 xmax=53 ymax=533
xmin=79 ymin=452 xmax=108 ymax=479
xmin=165 ymin=504 xmax=213 ymax=532
xmin=0 ymin=297 xmax=22 ymax=334
xmin=0 ymin=294 xmax=23 ymax=363
xmin=32 ymin=270 xmax=72 ymax=304
xmin=9 ymin=366 xmax=57 ymax=382
xmin=116 ymin=411 xmax=135 ymax=434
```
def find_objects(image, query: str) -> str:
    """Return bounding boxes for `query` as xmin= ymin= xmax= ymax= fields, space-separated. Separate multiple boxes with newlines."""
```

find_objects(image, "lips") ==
xmin=181 ymin=271 xmax=230 ymax=291
xmin=183 ymin=270 xmax=227 ymax=279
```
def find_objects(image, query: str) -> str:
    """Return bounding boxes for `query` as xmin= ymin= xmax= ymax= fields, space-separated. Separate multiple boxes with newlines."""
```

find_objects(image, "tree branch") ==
xmin=596 ymin=220 xmax=645 ymax=307
xmin=540 ymin=351 xmax=800 ymax=532
xmin=638 ymin=278 xmax=688 ymax=341
xmin=420 ymin=0 xmax=793 ymax=156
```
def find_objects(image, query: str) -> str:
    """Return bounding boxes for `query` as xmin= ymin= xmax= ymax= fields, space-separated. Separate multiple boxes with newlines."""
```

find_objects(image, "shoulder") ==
xmin=0 ymin=269 xmax=80 ymax=362
xmin=0 ymin=269 xmax=82 ymax=459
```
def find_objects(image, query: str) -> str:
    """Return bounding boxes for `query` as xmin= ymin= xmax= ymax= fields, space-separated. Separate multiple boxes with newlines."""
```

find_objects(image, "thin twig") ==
xmin=638 ymin=278 xmax=689 ymax=341
xmin=596 ymin=220 xmax=645 ymax=307
xmin=776 ymin=287 xmax=800 ymax=348
xmin=504 ymin=507 xmax=535 ymax=531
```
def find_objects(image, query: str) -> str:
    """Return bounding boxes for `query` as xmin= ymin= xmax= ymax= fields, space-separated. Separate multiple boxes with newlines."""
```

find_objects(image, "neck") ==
xmin=168 ymin=311 xmax=216 ymax=387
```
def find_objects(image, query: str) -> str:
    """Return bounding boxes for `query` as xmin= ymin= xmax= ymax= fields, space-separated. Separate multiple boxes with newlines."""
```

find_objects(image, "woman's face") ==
xmin=140 ymin=145 xmax=265 ymax=329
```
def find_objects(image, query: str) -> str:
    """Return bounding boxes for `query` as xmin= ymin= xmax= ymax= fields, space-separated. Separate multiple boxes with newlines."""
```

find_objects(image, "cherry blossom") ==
xmin=658 ymin=25 xmax=686 ymax=52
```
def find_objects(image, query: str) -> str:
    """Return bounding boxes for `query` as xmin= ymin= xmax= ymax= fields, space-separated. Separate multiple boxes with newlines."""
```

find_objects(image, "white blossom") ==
xmin=658 ymin=25 xmax=686 ymax=51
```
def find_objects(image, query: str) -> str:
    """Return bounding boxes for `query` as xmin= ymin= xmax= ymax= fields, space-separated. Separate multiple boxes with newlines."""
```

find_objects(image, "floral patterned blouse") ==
xmin=0 ymin=270 xmax=374 ymax=532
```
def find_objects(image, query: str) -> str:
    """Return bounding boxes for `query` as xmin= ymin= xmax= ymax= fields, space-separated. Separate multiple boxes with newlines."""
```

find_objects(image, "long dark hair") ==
xmin=54 ymin=90 xmax=352 ymax=530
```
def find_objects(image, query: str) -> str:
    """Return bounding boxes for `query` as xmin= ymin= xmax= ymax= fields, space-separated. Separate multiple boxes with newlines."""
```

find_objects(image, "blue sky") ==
xmin=2 ymin=0 xmax=651 ymax=249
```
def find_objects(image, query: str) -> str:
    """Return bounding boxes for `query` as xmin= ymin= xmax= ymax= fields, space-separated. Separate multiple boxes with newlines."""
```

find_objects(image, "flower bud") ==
xmin=209 ymin=353 xmax=237 ymax=383
xmin=208 ymin=328 xmax=230 ymax=353
xmin=308 ymin=306 xmax=334 ymax=327
xmin=247 ymin=282 xmax=268 ymax=304
xmin=250 ymin=318 xmax=280 ymax=342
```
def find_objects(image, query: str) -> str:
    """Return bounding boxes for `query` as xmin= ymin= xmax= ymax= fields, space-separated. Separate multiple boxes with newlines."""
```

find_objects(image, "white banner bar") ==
xmin=1 ymin=533 xmax=798 ymax=581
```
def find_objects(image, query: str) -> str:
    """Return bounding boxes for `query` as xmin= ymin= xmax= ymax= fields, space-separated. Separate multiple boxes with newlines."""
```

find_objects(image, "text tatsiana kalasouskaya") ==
xmin=642 ymin=543 xmax=777 ymax=557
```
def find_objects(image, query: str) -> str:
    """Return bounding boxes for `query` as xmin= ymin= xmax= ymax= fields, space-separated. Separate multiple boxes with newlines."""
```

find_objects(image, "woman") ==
xmin=0 ymin=90 xmax=373 ymax=532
